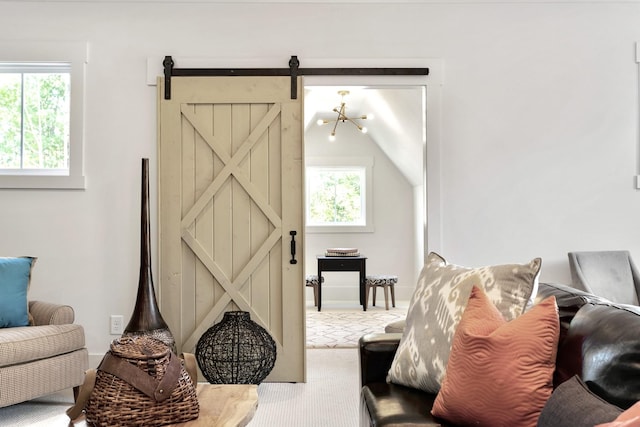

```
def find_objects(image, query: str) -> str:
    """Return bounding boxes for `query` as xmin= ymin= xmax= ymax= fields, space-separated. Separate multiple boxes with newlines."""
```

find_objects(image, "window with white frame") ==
xmin=306 ymin=157 xmax=374 ymax=233
xmin=0 ymin=41 xmax=86 ymax=189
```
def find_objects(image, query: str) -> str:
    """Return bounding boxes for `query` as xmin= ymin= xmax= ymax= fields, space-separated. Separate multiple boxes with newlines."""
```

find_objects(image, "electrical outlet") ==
xmin=110 ymin=315 xmax=124 ymax=335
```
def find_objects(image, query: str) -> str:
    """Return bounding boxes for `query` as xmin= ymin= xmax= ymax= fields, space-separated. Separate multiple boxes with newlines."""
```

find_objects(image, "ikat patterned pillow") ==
xmin=387 ymin=252 xmax=541 ymax=393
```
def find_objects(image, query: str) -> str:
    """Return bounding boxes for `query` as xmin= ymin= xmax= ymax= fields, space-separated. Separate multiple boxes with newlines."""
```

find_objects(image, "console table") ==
xmin=316 ymin=255 xmax=367 ymax=312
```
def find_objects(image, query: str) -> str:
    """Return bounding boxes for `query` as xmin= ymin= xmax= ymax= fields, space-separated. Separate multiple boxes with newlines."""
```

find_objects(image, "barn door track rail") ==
xmin=163 ymin=55 xmax=429 ymax=100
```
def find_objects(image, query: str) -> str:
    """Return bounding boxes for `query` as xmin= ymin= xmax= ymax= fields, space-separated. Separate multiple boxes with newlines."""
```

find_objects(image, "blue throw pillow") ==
xmin=0 ymin=257 xmax=36 ymax=328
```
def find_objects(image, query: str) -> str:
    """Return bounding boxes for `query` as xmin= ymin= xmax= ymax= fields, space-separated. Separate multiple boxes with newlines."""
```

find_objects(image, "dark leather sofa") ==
xmin=359 ymin=282 xmax=640 ymax=426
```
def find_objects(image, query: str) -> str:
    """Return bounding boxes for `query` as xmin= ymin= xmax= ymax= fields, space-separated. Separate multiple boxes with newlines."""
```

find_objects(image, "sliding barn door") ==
xmin=158 ymin=76 xmax=304 ymax=382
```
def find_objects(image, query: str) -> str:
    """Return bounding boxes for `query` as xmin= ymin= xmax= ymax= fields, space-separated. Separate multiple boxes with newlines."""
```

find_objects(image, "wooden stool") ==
xmin=365 ymin=275 xmax=397 ymax=310
xmin=305 ymin=275 xmax=323 ymax=306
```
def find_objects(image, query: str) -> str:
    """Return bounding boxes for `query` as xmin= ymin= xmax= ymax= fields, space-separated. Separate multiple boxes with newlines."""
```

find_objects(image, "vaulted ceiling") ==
xmin=304 ymin=86 xmax=425 ymax=187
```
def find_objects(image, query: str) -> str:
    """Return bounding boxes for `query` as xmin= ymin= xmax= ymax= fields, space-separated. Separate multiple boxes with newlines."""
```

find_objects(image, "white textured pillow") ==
xmin=387 ymin=252 xmax=541 ymax=393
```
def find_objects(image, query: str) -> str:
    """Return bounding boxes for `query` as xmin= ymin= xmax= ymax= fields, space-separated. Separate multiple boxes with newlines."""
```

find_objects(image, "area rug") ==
xmin=306 ymin=304 xmax=407 ymax=348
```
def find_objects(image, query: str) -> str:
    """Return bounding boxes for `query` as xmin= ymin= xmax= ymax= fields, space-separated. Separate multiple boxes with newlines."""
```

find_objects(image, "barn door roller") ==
xmin=162 ymin=55 xmax=429 ymax=100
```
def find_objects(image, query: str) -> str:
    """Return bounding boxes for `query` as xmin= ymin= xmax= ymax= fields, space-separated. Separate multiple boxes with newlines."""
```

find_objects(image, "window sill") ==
xmin=0 ymin=174 xmax=86 ymax=190
xmin=306 ymin=224 xmax=374 ymax=234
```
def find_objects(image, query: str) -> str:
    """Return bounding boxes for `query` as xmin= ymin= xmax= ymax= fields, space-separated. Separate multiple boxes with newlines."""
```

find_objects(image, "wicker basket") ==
xmin=82 ymin=336 xmax=199 ymax=427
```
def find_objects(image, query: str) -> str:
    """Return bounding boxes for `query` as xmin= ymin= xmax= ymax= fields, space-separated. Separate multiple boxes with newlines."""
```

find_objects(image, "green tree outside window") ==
xmin=307 ymin=167 xmax=365 ymax=226
xmin=0 ymin=72 xmax=70 ymax=170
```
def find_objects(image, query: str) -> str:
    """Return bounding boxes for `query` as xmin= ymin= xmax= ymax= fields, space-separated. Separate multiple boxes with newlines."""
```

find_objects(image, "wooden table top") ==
xmin=178 ymin=383 xmax=258 ymax=427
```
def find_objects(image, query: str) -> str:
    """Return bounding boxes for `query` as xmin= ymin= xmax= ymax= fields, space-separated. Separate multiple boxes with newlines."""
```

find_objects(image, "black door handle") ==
xmin=289 ymin=231 xmax=298 ymax=264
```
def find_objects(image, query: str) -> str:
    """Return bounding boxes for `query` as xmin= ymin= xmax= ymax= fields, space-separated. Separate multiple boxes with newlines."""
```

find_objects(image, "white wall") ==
xmin=1 ymin=1 xmax=640 ymax=360
xmin=304 ymin=120 xmax=416 ymax=304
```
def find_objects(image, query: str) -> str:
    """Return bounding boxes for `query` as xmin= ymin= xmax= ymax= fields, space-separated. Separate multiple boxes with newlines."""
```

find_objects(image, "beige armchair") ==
xmin=0 ymin=301 xmax=88 ymax=407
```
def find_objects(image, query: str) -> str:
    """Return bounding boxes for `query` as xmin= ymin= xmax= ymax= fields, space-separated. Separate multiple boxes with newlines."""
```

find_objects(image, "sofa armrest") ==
xmin=359 ymin=332 xmax=403 ymax=388
xmin=28 ymin=301 xmax=75 ymax=325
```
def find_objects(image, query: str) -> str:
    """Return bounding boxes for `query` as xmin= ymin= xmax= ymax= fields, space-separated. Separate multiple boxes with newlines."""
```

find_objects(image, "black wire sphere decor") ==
xmin=195 ymin=311 xmax=277 ymax=384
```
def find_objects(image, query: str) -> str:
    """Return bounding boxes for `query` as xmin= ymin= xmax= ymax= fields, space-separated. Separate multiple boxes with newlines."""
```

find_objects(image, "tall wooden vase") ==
xmin=123 ymin=158 xmax=176 ymax=353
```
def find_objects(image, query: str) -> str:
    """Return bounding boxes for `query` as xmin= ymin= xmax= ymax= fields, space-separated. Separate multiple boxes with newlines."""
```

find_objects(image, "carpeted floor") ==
xmin=250 ymin=348 xmax=360 ymax=427
xmin=0 ymin=389 xmax=74 ymax=426
xmin=305 ymin=302 xmax=408 ymax=348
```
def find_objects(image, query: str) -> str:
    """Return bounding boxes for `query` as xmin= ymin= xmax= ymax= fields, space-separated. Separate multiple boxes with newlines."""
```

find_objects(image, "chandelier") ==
xmin=316 ymin=90 xmax=370 ymax=141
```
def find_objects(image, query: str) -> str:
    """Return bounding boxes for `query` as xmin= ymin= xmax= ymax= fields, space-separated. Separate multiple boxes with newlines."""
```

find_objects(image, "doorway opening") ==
xmin=302 ymin=82 xmax=427 ymax=339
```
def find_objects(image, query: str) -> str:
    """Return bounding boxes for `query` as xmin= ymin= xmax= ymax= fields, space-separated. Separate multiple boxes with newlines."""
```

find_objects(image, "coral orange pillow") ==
xmin=431 ymin=286 xmax=559 ymax=427
xmin=596 ymin=401 xmax=640 ymax=427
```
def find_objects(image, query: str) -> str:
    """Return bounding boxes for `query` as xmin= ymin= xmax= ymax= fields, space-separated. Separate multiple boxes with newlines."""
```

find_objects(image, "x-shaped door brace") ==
xmin=179 ymin=103 xmax=283 ymax=352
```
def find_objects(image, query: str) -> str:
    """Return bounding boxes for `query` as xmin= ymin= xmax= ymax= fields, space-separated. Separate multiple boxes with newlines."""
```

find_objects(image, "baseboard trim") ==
xmin=88 ymin=353 xmax=103 ymax=368
xmin=305 ymin=284 xmax=413 ymax=303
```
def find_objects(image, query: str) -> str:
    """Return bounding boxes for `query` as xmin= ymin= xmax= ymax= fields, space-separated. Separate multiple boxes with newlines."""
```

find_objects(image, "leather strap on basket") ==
xmin=99 ymin=351 xmax=182 ymax=402
xmin=66 ymin=369 xmax=97 ymax=421
xmin=66 ymin=352 xmax=197 ymax=422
